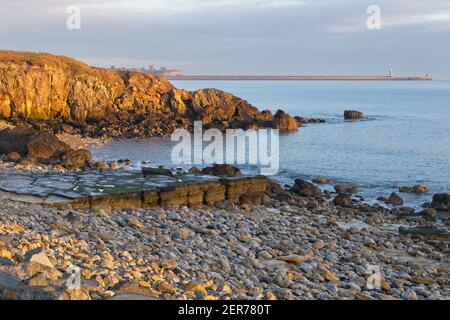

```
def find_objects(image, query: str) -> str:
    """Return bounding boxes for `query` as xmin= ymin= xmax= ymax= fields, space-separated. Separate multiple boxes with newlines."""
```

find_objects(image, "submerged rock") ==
xmin=202 ymin=164 xmax=241 ymax=177
xmin=399 ymin=185 xmax=430 ymax=194
xmin=313 ymin=177 xmax=329 ymax=185
xmin=142 ymin=167 xmax=173 ymax=177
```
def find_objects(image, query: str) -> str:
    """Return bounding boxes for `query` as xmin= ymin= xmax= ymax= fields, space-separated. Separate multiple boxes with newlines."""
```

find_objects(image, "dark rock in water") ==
xmin=377 ymin=196 xmax=388 ymax=202
xmin=333 ymin=193 xmax=353 ymax=207
xmin=334 ymin=183 xmax=359 ymax=194
xmin=60 ymin=149 xmax=92 ymax=170
xmin=189 ymin=166 xmax=202 ymax=174
xmin=202 ymin=164 xmax=241 ymax=177
xmin=313 ymin=177 xmax=329 ymax=185
xmin=344 ymin=110 xmax=364 ymax=120
xmin=290 ymin=179 xmax=323 ymax=198
xmin=431 ymin=193 xmax=450 ymax=211
xmin=0 ymin=125 xmax=70 ymax=162
xmin=94 ymin=161 xmax=110 ymax=171
xmin=142 ymin=167 xmax=174 ymax=177
xmin=385 ymin=192 xmax=404 ymax=206
xmin=273 ymin=110 xmax=299 ymax=132
xmin=399 ymin=185 xmax=430 ymax=194
xmin=399 ymin=225 xmax=450 ymax=240
xmin=294 ymin=116 xmax=326 ymax=126
xmin=7 ymin=152 xmax=21 ymax=162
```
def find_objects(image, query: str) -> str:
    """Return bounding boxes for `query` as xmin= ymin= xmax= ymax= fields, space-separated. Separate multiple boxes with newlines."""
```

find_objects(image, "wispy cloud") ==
xmin=82 ymin=0 xmax=307 ymax=14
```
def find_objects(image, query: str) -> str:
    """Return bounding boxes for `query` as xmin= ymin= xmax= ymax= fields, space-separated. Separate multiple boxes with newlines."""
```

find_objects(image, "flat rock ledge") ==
xmin=0 ymin=172 xmax=268 ymax=210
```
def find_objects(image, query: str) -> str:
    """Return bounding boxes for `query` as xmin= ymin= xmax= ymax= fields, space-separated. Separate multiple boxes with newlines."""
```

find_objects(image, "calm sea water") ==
xmin=92 ymin=80 xmax=450 ymax=208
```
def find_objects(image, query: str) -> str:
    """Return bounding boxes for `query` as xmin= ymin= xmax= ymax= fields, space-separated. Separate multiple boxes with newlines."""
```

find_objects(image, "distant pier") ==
xmin=166 ymin=75 xmax=432 ymax=81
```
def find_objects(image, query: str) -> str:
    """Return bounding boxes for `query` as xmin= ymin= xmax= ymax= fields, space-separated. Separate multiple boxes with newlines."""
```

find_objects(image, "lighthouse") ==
xmin=389 ymin=68 xmax=394 ymax=78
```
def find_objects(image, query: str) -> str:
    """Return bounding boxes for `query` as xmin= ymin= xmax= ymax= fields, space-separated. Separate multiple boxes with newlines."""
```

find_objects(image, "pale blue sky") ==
xmin=1 ymin=0 xmax=449 ymax=78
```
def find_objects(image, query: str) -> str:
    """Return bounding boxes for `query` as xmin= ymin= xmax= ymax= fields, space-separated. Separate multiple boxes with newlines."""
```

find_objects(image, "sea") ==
xmin=92 ymin=80 xmax=450 ymax=209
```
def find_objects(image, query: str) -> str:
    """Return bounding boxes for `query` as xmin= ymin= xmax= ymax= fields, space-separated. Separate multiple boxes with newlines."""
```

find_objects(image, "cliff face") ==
xmin=0 ymin=50 xmax=299 ymax=137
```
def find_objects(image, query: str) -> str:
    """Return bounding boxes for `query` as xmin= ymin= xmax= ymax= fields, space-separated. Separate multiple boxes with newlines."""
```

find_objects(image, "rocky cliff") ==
xmin=0 ymin=50 xmax=299 ymax=138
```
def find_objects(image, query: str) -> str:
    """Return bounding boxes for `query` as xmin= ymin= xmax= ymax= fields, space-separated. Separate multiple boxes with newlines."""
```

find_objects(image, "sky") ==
xmin=1 ymin=0 xmax=449 ymax=78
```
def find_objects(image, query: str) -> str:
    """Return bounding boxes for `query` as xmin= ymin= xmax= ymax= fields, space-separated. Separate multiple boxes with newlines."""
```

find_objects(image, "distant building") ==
xmin=108 ymin=64 xmax=182 ymax=77
xmin=389 ymin=68 xmax=394 ymax=77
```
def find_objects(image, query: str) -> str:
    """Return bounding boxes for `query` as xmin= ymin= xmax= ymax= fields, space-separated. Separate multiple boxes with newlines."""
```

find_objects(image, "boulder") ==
xmin=61 ymin=149 xmax=92 ymax=170
xmin=290 ymin=179 xmax=323 ymax=198
xmin=333 ymin=193 xmax=353 ymax=207
xmin=273 ymin=110 xmax=299 ymax=132
xmin=0 ymin=125 xmax=69 ymax=162
xmin=0 ymin=270 xmax=20 ymax=289
xmin=431 ymin=193 xmax=450 ymax=211
xmin=19 ymin=248 xmax=62 ymax=280
xmin=385 ymin=193 xmax=404 ymax=206
xmin=344 ymin=110 xmax=364 ymax=120
xmin=265 ymin=179 xmax=292 ymax=201
xmin=202 ymin=164 xmax=241 ymax=177
xmin=94 ymin=161 xmax=110 ymax=171
xmin=334 ymin=183 xmax=359 ymax=194
xmin=7 ymin=152 xmax=21 ymax=162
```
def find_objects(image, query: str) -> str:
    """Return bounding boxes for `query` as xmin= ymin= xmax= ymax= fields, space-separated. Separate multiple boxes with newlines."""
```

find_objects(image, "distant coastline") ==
xmin=166 ymin=75 xmax=433 ymax=81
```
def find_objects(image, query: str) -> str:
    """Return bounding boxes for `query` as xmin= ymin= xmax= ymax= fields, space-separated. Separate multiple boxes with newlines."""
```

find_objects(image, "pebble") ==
xmin=0 ymin=179 xmax=447 ymax=301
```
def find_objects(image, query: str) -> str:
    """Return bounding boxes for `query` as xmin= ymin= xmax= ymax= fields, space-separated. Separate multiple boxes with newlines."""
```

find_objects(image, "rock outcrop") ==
xmin=0 ymin=51 xmax=300 ymax=138
xmin=431 ymin=193 xmax=450 ymax=211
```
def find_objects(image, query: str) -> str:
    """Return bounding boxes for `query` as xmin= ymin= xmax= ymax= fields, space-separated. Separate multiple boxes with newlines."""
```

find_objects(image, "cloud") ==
xmin=0 ymin=0 xmax=449 ymax=77
xmin=81 ymin=0 xmax=307 ymax=14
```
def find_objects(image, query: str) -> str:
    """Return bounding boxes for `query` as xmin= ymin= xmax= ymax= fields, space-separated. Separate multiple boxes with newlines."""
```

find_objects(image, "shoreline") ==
xmin=0 ymin=169 xmax=448 ymax=300
xmin=0 ymin=122 xmax=449 ymax=301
